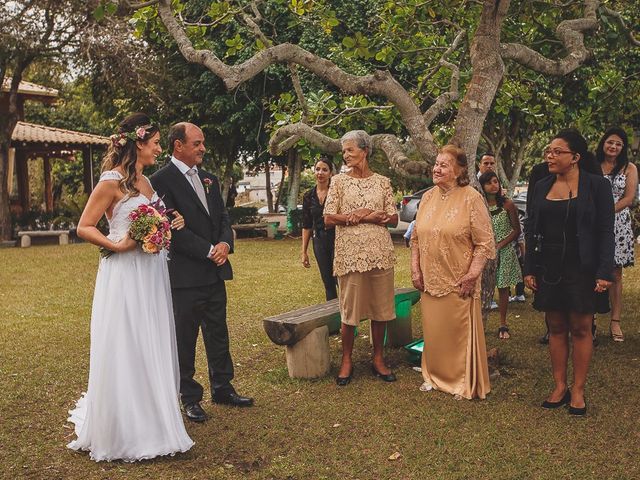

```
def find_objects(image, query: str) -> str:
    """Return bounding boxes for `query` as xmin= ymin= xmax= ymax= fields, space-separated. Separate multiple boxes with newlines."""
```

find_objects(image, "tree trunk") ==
xmin=264 ymin=160 xmax=273 ymax=212
xmin=220 ymin=155 xmax=235 ymax=206
xmin=0 ymin=147 xmax=11 ymax=240
xmin=0 ymin=61 xmax=31 ymax=240
xmin=287 ymin=148 xmax=302 ymax=212
xmin=506 ymin=137 xmax=530 ymax=197
xmin=451 ymin=0 xmax=510 ymax=181
xmin=274 ymin=162 xmax=286 ymax=211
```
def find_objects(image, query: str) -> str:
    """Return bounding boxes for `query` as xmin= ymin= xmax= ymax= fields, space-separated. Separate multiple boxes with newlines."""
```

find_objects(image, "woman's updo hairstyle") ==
xmin=315 ymin=155 xmax=335 ymax=174
xmin=552 ymin=128 xmax=600 ymax=175
xmin=440 ymin=144 xmax=470 ymax=187
xmin=101 ymin=112 xmax=159 ymax=196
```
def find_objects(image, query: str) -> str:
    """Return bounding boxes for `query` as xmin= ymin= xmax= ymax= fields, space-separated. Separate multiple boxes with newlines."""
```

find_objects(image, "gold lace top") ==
xmin=411 ymin=185 xmax=495 ymax=298
xmin=324 ymin=173 xmax=397 ymax=276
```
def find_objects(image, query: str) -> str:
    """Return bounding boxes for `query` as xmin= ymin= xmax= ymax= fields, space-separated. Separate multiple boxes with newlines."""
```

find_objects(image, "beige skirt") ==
xmin=337 ymin=268 xmax=395 ymax=326
xmin=420 ymin=292 xmax=491 ymax=400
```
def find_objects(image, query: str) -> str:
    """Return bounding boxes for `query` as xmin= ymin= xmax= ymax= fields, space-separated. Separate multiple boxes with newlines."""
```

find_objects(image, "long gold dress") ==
xmin=411 ymin=185 xmax=495 ymax=399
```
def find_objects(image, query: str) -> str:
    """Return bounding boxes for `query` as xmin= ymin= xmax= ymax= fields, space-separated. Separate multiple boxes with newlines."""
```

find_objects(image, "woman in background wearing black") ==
xmin=524 ymin=129 xmax=614 ymax=416
xmin=301 ymin=156 xmax=338 ymax=300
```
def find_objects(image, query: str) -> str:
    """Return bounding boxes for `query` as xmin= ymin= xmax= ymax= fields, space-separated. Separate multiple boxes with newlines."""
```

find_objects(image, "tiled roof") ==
xmin=12 ymin=122 xmax=110 ymax=146
xmin=1 ymin=79 xmax=58 ymax=98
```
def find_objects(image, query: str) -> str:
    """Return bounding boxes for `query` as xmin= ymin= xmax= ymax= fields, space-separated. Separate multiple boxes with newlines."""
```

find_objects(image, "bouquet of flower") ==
xmin=101 ymin=199 xmax=173 ymax=258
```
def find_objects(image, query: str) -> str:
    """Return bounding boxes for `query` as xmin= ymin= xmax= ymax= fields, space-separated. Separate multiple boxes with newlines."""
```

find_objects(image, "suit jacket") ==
xmin=151 ymin=162 xmax=234 ymax=288
xmin=523 ymin=170 xmax=614 ymax=281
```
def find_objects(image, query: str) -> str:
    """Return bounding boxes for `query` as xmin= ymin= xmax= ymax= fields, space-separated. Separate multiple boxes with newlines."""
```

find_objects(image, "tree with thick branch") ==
xmin=124 ymin=0 xmax=632 ymax=181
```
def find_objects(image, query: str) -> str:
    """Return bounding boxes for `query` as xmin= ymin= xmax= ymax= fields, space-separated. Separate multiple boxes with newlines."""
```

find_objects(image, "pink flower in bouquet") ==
xmin=124 ymin=199 xmax=173 ymax=256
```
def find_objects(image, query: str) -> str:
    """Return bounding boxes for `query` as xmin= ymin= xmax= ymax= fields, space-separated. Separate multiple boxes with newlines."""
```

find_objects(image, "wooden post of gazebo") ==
xmin=15 ymin=149 xmax=29 ymax=211
xmin=82 ymin=147 xmax=93 ymax=194
xmin=43 ymin=155 xmax=53 ymax=212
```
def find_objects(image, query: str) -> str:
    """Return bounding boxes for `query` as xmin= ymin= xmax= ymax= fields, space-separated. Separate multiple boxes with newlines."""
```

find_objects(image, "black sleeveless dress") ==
xmin=532 ymin=197 xmax=609 ymax=314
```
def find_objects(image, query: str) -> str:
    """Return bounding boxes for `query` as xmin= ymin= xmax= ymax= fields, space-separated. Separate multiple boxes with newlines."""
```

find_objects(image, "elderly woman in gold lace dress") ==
xmin=324 ymin=130 xmax=398 ymax=387
xmin=410 ymin=145 xmax=495 ymax=399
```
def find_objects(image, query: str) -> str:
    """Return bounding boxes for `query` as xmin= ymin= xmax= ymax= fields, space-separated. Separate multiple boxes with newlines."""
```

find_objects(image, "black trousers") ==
xmin=313 ymin=230 xmax=337 ymax=301
xmin=172 ymin=281 xmax=234 ymax=405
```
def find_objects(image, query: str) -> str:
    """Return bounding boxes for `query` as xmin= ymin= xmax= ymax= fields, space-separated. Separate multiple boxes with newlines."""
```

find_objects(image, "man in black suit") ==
xmin=151 ymin=122 xmax=253 ymax=423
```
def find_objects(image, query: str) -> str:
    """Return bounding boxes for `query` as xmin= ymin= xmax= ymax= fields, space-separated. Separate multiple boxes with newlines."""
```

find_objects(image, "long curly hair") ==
xmin=595 ymin=127 xmax=630 ymax=179
xmin=101 ymin=113 xmax=159 ymax=196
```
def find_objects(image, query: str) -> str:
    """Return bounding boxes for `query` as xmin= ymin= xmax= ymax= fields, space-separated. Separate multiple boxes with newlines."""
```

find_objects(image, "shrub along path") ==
xmin=1 ymin=240 xmax=638 ymax=479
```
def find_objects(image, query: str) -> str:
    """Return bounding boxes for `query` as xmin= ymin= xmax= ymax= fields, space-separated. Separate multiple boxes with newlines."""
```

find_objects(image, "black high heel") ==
xmin=336 ymin=368 xmax=353 ymax=386
xmin=568 ymin=402 xmax=587 ymax=416
xmin=371 ymin=365 xmax=397 ymax=382
xmin=541 ymin=390 xmax=571 ymax=409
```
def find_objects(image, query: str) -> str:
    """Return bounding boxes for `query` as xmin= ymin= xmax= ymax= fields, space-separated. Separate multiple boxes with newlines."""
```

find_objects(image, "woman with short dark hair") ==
xmin=524 ymin=128 xmax=615 ymax=416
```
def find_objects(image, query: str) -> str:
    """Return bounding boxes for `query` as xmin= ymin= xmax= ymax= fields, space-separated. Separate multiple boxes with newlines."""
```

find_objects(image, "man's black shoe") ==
xmin=184 ymin=402 xmax=207 ymax=422
xmin=213 ymin=391 xmax=254 ymax=407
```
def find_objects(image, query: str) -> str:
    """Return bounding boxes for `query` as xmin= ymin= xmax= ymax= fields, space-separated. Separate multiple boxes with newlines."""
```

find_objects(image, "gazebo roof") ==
xmin=1 ymin=79 xmax=58 ymax=98
xmin=11 ymin=121 xmax=110 ymax=147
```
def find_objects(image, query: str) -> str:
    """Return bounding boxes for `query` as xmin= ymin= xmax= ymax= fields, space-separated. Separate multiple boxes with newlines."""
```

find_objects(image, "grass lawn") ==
xmin=1 ymin=239 xmax=639 ymax=480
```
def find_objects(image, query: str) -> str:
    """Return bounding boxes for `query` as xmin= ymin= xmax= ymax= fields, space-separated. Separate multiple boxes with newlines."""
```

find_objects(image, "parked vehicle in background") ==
xmin=399 ymin=187 xmax=433 ymax=223
xmin=511 ymin=191 xmax=527 ymax=220
xmin=257 ymin=205 xmax=302 ymax=214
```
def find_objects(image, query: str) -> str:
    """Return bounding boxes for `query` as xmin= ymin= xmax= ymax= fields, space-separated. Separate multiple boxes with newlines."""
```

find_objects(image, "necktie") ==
xmin=186 ymin=169 xmax=210 ymax=214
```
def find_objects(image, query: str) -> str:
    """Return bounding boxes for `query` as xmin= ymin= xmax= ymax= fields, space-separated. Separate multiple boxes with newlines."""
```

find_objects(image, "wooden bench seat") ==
xmin=17 ymin=230 xmax=70 ymax=247
xmin=264 ymin=287 xmax=421 ymax=378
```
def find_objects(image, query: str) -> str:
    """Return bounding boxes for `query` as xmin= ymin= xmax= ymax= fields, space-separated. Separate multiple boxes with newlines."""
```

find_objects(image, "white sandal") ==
xmin=419 ymin=381 xmax=434 ymax=392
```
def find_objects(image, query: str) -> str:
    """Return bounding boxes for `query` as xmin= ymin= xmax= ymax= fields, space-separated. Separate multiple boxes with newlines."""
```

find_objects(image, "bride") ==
xmin=68 ymin=113 xmax=194 ymax=461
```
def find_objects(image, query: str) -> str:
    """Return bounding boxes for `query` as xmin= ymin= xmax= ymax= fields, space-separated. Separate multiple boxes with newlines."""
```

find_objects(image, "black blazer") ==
xmin=524 ymin=170 xmax=615 ymax=281
xmin=150 ymin=162 xmax=234 ymax=288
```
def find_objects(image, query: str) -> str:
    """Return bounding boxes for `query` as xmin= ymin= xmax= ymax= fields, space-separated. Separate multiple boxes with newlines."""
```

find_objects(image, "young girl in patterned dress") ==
xmin=479 ymin=171 xmax=523 ymax=339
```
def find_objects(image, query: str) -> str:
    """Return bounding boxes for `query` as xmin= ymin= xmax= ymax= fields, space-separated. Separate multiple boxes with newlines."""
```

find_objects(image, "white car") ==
xmin=257 ymin=205 xmax=302 ymax=214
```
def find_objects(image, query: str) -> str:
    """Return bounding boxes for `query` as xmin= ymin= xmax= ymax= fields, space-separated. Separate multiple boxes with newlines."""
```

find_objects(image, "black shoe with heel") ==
xmin=541 ymin=390 xmax=571 ymax=409
xmin=568 ymin=403 xmax=587 ymax=416
xmin=371 ymin=365 xmax=397 ymax=382
xmin=336 ymin=368 xmax=353 ymax=386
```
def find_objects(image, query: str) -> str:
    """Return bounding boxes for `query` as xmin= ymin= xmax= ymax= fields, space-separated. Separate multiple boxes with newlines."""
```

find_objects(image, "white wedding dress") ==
xmin=67 ymin=171 xmax=194 ymax=462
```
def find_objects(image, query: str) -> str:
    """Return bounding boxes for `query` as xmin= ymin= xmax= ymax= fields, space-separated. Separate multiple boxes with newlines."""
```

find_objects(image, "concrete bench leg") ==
xmin=285 ymin=325 xmax=330 ymax=378
xmin=59 ymin=233 xmax=69 ymax=245
xmin=20 ymin=235 xmax=31 ymax=248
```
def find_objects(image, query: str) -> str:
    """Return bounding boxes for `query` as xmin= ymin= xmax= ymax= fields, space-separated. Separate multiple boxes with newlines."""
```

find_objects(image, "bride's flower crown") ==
xmin=109 ymin=124 xmax=155 ymax=148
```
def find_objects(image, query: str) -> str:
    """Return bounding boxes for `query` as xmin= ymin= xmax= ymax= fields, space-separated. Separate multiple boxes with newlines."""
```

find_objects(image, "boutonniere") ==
xmin=203 ymin=177 xmax=212 ymax=194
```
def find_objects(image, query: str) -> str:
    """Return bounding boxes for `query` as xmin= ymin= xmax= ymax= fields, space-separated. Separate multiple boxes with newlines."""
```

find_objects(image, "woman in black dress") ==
xmin=524 ymin=129 xmax=614 ymax=416
xmin=301 ymin=156 xmax=337 ymax=300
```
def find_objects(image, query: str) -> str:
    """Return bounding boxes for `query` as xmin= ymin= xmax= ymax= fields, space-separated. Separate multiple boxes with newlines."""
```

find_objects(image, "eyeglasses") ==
xmin=544 ymin=148 xmax=575 ymax=158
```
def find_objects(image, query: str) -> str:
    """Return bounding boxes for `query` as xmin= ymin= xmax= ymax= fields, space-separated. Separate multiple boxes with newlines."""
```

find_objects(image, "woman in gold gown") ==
xmin=410 ymin=145 xmax=495 ymax=399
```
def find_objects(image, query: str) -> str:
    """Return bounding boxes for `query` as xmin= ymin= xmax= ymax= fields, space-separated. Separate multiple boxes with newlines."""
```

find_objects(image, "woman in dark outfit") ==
xmin=301 ymin=157 xmax=338 ymax=300
xmin=524 ymin=129 xmax=614 ymax=416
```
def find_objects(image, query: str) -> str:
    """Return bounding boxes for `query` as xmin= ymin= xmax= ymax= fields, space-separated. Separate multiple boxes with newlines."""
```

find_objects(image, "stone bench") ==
xmin=17 ymin=230 xmax=70 ymax=247
xmin=231 ymin=222 xmax=278 ymax=239
xmin=264 ymin=287 xmax=421 ymax=378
